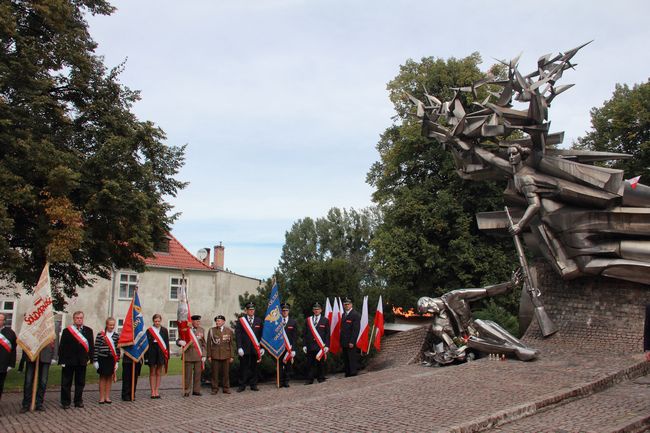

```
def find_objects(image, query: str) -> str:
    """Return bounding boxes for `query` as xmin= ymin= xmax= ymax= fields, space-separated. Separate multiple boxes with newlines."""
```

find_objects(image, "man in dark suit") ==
xmin=303 ymin=302 xmax=330 ymax=384
xmin=643 ymin=304 xmax=650 ymax=361
xmin=340 ymin=297 xmax=361 ymax=377
xmin=58 ymin=311 xmax=94 ymax=409
xmin=279 ymin=303 xmax=297 ymax=387
xmin=0 ymin=313 xmax=17 ymax=401
xmin=235 ymin=302 xmax=264 ymax=392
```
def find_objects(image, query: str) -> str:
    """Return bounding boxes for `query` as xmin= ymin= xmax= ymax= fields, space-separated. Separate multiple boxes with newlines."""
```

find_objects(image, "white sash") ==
xmin=0 ymin=332 xmax=12 ymax=353
xmin=148 ymin=326 xmax=169 ymax=360
xmin=239 ymin=316 xmax=261 ymax=359
xmin=282 ymin=327 xmax=293 ymax=364
xmin=307 ymin=316 xmax=327 ymax=361
xmin=186 ymin=327 xmax=203 ymax=358
xmin=67 ymin=325 xmax=89 ymax=353
xmin=102 ymin=331 xmax=118 ymax=361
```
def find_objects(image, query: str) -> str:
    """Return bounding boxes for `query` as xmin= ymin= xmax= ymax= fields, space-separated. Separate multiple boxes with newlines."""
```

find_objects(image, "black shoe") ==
xmin=250 ymin=386 xmax=259 ymax=391
xmin=19 ymin=407 xmax=29 ymax=413
xmin=62 ymin=404 xmax=70 ymax=409
xmin=74 ymin=402 xmax=84 ymax=408
xmin=192 ymin=392 xmax=202 ymax=396
xmin=36 ymin=406 xmax=45 ymax=412
xmin=304 ymin=380 xmax=314 ymax=385
xmin=282 ymin=383 xmax=290 ymax=388
xmin=237 ymin=387 xmax=245 ymax=393
xmin=317 ymin=378 xmax=326 ymax=383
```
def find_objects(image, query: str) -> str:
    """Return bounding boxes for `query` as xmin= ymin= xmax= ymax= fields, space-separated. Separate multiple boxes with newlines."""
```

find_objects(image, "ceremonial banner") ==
xmin=356 ymin=295 xmax=369 ymax=352
xmin=325 ymin=298 xmax=332 ymax=323
xmin=17 ymin=263 xmax=55 ymax=361
xmin=373 ymin=295 xmax=384 ymax=351
xmin=118 ymin=290 xmax=149 ymax=361
xmin=329 ymin=297 xmax=341 ymax=354
xmin=176 ymin=275 xmax=191 ymax=345
xmin=261 ymin=282 xmax=285 ymax=359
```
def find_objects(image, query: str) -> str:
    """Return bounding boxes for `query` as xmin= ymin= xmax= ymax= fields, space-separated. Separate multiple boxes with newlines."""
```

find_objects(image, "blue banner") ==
xmin=261 ymin=283 xmax=285 ymax=359
xmin=120 ymin=291 xmax=149 ymax=362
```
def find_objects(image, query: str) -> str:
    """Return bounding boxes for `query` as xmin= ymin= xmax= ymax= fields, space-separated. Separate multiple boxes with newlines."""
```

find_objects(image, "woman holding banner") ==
xmin=93 ymin=317 xmax=120 ymax=404
xmin=145 ymin=313 xmax=169 ymax=398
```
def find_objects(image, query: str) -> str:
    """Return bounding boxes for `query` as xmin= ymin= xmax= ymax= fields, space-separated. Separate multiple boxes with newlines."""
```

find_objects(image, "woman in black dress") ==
xmin=145 ymin=313 xmax=169 ymax=398
xmin=93 ymin=317 xmax=120 ymax=404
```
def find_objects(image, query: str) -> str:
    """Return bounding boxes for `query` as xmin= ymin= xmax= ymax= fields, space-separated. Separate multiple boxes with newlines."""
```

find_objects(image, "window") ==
xmin=169 ymin=277 xmax=187 ymax=300
xmin=0 ymin=300 xmax=15 ymax=328
xmin=117 ymin=319 xmax=124 ymax=333
xmin=119 ymin=273 xmax=138 ymax=299
xmin=168 ymin=320 xmax=178 ymax=341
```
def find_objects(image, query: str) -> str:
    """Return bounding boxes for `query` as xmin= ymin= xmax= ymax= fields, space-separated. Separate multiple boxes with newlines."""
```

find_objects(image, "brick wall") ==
xmin=524 ymin=261 xmax=650 ymax=354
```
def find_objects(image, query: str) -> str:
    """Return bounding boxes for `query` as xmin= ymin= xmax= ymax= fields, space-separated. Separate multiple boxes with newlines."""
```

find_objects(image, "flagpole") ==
xmin=276 ymin=358 xmax=280 ymax=389
xmin=30 ymin=354 xmax=40 ymax=411
xmin=364 ymin=325 xmax=376 ymax=356
xmin=181 ymin=350 xmax=185 ymax=395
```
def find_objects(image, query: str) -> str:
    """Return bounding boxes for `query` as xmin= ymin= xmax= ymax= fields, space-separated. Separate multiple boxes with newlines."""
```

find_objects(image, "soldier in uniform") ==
xmin=303 ymin=302 xmax=329 ymax=384
xmin=58 ymin=311 xmax=94 ymax=409
xmin=235 ymin=302 xmax=264 ymax=392
xmin=206 ymin=314 xmax=235 ymax=394
xmin=340 ymin=297 xmax=361 ymax=377
xmin=182 ymin=315 xmax=207 ymax=396
xmin=279 ymin=303 xmax=297 ymax=387
xmin=0 ymin=313 xmax=17 ymax=401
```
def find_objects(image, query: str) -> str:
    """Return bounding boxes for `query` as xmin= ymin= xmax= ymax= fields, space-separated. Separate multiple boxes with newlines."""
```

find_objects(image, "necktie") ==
xmin=313 ymin=316 xmax=318 ymax=326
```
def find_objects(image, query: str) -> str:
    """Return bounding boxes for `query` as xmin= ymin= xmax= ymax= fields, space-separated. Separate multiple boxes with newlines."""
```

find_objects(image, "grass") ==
xmin=4 ymin=357 xmax=184 ymax=392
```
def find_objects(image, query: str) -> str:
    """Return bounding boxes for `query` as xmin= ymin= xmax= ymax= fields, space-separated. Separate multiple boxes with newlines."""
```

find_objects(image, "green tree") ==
xmin=367 ymin=53 xmax=517 ymax=312
xmin=0 ymin=1 xmax=186 ymax=307
xmin=575 ymin=80 xmax=650 ymax=180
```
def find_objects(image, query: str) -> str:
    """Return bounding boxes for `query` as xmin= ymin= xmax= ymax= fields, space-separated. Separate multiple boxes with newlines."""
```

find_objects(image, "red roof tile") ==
xmin=144 ymin=233 xmax=212 ymax=271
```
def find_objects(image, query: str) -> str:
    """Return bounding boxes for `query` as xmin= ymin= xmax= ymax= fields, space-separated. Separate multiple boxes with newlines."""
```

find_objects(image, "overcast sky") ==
xmin=86 ymin=0 xmax=650 ymax=280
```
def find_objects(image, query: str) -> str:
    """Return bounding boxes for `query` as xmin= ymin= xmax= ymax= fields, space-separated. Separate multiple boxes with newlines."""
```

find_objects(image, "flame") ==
xmin=392 ymin=306 xmax=433 ymax=318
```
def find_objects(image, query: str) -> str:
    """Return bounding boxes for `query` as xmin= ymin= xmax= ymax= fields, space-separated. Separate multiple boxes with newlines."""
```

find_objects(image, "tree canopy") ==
xmin=0 ymin=0 xmax=186 ymax=307
xmin=575 ymin=80 xmax=650 ymax=180
xmin=367 ymin=53 xmax=517 ymax=310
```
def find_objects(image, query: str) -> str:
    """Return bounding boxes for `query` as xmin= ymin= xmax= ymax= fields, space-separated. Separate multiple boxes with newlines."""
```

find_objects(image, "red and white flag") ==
xmin=356 ymin=295 xmax=369 ymax=352
xmin=17 ymin=263 xmax=55 ymax=361
xmin=627 ymin=175 xmax=642 ymax=189
xmin=373 ymin=295 xmax=384 ymax=351
xmin=329 ymin=296 xmax=341 ymax=354
xmin=325 ymin=298 xmax=332 ymax=324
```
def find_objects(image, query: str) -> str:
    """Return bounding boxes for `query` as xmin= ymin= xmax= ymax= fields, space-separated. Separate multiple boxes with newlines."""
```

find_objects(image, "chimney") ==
xmin=202 ymin=248 xmax=211 ymax=266
xmin=213 ymin=242 xmax=225 ymax=270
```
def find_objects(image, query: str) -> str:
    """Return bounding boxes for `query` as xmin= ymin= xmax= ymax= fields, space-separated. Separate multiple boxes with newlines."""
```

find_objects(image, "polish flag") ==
xmin=325 ymin=298 xmax=332 ymax=323
xmin=627 ymin=175 xmax=641 ymax=189
xmin=329 ymin=297 xmax=342 ymax=354
xmin=356 ymin=295 xmax=370 ymax=352
xmin=373 ymin=295 xmax=384 ymax=351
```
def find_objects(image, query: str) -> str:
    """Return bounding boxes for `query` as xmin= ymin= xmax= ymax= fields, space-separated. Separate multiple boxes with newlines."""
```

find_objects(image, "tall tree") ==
xmin=0 ymin=1 xmax=186 ymax=307
xmin=367 ymin=53 xmax=517 ymax=310
xmin=575 ymin=80 xmax=650 ymax=180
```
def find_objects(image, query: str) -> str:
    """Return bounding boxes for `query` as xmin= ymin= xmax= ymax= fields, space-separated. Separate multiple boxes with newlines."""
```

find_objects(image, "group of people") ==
xmin=0 ymin=297 xmax=367 ymax=410
xmin=178 ymin=297 xmax=363 ymax=396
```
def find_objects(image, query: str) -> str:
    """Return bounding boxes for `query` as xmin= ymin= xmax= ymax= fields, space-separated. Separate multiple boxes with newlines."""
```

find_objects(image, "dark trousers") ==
xmin=61 ymin=365 xmax=86 ymax=405
xmin=22 ymin=361 xmax=50 ymax=409
xmin=279 ymin=361 xmax=292 ymax=385
xmin=342 ymin=346 xmax=360 ymax=376
xmin=0 ymin=372 xmax=6 ymax=400
xmin=306 ymin=351 xmax=325 ymax=382
xmin=121 ymin=361 xmax=142 ymax=401
xmin=238 ymin=354 xmax=258 ymax=388
xmin=210 ymin=359 xmax=230 ymax=391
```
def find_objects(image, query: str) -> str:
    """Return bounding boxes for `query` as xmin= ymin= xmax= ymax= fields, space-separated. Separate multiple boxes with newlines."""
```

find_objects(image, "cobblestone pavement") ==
xmin=0 ymin=350 xmax=648 ymax=433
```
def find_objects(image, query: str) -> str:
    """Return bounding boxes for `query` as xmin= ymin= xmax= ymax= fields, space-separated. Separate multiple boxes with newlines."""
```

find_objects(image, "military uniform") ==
xmin=279 ymin=315 xmax=297 ymax=387
xmin=303 ymin=305 xmax=330 ymax=384
xmin=340 ymin=304 xmax=361 ymax=377
xmin=183 ymin=322 xmax=207 ymax=396
xmin=0 ymin=325 xmax=17 ymax=400
xmin=235 ymin=305 xmax=263 ymax=391
xmin=207 ymin=321 xmax=235 ymax=393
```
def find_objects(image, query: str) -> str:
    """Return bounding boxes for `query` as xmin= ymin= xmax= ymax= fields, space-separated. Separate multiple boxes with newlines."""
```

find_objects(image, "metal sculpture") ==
xmin=417 ymin=269 xmax=540 ymax=365
xmin=410 ymin=42 xmax=650 ymax=288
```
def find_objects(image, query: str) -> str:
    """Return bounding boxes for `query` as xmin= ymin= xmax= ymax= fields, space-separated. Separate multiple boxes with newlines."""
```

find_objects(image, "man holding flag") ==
xmin=118 ymin=288 xmax=149 ymax=402
xmin=303 ymin=302 xmax=329 ymax=385
xmin=260 ymin=282 xmax=288 ymax=388
xmin=236 ymin=302 xmax=264 ymax=392
xmin=181 ymin=315 xmax=206 ymax=396
xmin=279 ymin=303 xmax=297 ymax=388
xmin=58 ymin=311 xmax=93 ymax=409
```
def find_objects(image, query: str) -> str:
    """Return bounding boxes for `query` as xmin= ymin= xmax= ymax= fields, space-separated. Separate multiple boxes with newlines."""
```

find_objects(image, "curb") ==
xmin=441 ymin=358 xmax=650 ymax=433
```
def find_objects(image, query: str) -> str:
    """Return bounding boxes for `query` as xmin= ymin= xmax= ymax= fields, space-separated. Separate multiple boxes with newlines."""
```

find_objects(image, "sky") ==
xmin=86 ymin=0 xmax=650 ymax=280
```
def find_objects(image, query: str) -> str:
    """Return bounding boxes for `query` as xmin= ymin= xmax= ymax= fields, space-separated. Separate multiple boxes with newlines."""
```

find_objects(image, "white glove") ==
xmin=259 ymin=349 xmax=265 ymax=356
xmin=291 ymin=351 xmax=296 ymax=357
xmin=238 ymin=348 xmax=244 ymax=357
xmin=7 ymin=366 xmax=11 ymax=372
xmin=93 ymin=361 xmax=99 ymax=370
xmin=302 ymin=346 xmax=307 ymax=354
xmin=177 ymin=339 xmax=187 ymax=347
xmin=324 ymin=347 xmax=329 ymax=353
xmin=201 ymin=356 xmax=206 ymax=363
xmin=59 ymin=363 xmax=65 ymax=368
xmin=114 ymin=362 xmax=119 ymax=372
